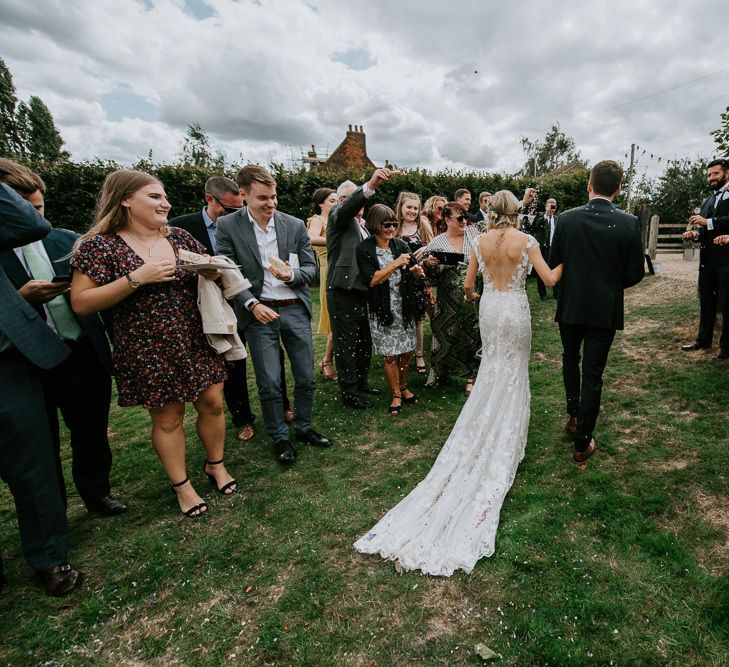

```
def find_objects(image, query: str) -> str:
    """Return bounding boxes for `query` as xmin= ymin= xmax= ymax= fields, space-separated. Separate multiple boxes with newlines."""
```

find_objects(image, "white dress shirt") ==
xmin=249 ymin=213 xmax=298 ymax=301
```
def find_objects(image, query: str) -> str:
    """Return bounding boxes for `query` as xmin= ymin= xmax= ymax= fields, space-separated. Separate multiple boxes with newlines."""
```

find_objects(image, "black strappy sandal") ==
xmin=171 ymin=478 xmax=207 ymax=517
xmin=203 ymin=459 xmax=238 ymax=495
xmin=401 ymin=389 xmax=419 ymax=405
xmin=388 ymin=395 xmax=402 ymax=415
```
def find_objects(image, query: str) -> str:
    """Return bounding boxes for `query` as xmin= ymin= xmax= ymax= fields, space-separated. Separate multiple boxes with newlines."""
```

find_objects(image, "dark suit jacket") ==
xmin=215 ymin=208 xmax=317 ymax=329
xmin=0 ymin=183 xmax=69 ymax=369
xmin=696 ymin=190 xmax=729 ymax=268
xmin=326 ymin=188 xmax=369 ymax=291
xmin=0 ymin=227 xmax=112 ymax=373
xmin=168 ymin=210 xmax=214 ymax=255
xmin=468 ymin=209 xmax=487 ymax=224
xmin=525 ymin=213 xmax=558 ymax=257
xmin=550 ymin=198 xmax=644 ymax=331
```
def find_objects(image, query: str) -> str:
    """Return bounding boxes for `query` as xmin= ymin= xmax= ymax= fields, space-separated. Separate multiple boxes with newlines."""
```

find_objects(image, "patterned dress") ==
xmin=369 ymin=247 xmax=416 ymax=356
xmin=71 ymin=228 xmax=227 ymax=410
xmin=422 ymin=226 xmax=481 ymax=385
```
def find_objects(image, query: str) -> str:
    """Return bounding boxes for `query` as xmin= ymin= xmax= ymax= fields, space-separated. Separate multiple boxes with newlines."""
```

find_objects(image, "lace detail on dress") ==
xmin=354 ymin=235 xmax=534 ymax=576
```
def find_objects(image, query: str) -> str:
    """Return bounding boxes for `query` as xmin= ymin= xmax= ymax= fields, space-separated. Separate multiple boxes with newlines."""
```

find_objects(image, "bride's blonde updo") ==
xmin=488 ymin=190 xmax=520 ymax=230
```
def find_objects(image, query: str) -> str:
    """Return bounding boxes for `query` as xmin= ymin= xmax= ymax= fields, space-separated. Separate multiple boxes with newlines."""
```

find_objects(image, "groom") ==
xmin=549 ymin=160 xmax=644 ymax=463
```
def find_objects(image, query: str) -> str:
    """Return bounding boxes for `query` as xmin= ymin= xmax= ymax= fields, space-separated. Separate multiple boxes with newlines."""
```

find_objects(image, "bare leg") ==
xmin=383 ymin=355 xmax=402 ymax=409
xmin=398 ymin=352 xmax=415 ymax=400
xmin=415 ymin=321 xmax=426 ymax=372
xmin=150 ymin=403 xmax=206 ymax=515
xmin=324 ymin=333 xmax=335 ymax=366
xmin=193 ymin=383 xmax=235 ymax=493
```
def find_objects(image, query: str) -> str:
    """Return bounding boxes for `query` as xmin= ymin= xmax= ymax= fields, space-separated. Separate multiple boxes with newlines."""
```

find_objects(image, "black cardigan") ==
xmin=356 ymin=236 xmax=419 ymax=328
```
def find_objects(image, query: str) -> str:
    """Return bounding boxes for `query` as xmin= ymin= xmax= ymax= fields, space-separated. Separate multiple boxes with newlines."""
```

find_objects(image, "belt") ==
xmin=258 ymin=298 xmax=301 ymax=308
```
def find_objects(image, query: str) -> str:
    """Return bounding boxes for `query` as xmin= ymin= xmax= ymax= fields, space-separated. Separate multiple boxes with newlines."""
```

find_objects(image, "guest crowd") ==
xmin=1 ymin=154 xmax=727 ymax=597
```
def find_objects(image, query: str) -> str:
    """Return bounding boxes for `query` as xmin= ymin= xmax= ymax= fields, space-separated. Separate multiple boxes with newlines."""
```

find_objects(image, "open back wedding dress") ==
xmin=354 ymin=234 xmax=537 ymax=576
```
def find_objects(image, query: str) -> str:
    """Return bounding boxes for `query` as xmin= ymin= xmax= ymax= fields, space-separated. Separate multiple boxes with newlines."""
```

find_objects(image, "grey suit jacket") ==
xmin=0 ymin=183 xmax=69 ymax=368
xmin=326 ymin=187 xmax=369 ymax=291
xmin=215 ymin=208 xmax=317 ymax=329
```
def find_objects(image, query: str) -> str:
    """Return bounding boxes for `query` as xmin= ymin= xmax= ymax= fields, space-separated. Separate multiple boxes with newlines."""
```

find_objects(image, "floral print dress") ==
xmin=71 ymin=228 xmax=227 ymax=409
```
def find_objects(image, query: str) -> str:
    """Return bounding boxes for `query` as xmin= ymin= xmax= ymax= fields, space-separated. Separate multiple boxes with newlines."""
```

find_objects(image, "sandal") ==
xmin=415 ymin=353 xmax=427 ymax=374
xmin=171 ymin=478 xmax=207 ymax=517
xmin=388 ymin=394 xmax=402 ymax=415
xmin=464 ymin=379 xmax=474 ymax=397
xmin=203 ymin=459 xmax=238 ymax=495
xmin=401 ymin=388 xmax=419 ymax=405
xmin=319 ymin=359 xmax=338 ymax=382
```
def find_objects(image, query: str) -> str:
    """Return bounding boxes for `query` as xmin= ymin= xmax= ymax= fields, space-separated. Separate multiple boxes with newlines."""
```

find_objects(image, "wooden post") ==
xmin=625 ymin=143 xmax=636 ymax=213
xmin=647 ymin=214 xmax=659 ymax=260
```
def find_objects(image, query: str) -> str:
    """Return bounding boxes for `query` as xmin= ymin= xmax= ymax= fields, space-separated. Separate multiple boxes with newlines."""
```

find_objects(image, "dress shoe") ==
xmin=343 ymin=394 xmax=372 ymax=409
xmin=36 ymin=562 xmax=84 ymax=597
xmin=715 ymin=348 xmax=729 ymax=360
xmin=85 ymin=495 xmax=128 ymax=516
xmin=681 ymin=342 xmax=708 ymax=351
xmin=237 ymin=423 xmax=256 ymax=441
xmin=295 ymin=429 xmax=333 ymax=447
xmin=275 ymin=440 xmax=297 ymax=464
xmin=573 ymin=439 xmax=597 ymax=464
xmin=358 ymin=383 xmax=381 ymax=396
xmin=564 ymin=415 xmax=577 ymax=434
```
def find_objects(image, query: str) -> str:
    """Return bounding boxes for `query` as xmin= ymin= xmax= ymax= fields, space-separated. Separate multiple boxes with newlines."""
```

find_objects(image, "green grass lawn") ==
xmin=1 ymin=274 xmax=728 ymax=666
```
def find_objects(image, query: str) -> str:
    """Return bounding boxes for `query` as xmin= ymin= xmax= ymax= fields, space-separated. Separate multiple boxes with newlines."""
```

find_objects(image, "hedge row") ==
xmin=28 ymin=158 xmax=595 ymax=233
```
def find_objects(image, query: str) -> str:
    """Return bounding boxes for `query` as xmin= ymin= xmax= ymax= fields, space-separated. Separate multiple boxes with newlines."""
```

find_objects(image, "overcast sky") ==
xmin=1 ymin=0 xmax=726 ymax=179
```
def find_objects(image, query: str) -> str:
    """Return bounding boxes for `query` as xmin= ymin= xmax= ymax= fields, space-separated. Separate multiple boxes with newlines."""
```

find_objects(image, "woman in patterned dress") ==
xmin=70 ymin=170 xmax=236 ymax=518
xmin=356 ymin=204 xmax=425 ymax=414
xmin=306 ymin=187 xmax=338 ymax=381
xmin=421 ymin=201 xmax=481 ymax=396
xmin=394 ymin=192 xmax=434 ymax=375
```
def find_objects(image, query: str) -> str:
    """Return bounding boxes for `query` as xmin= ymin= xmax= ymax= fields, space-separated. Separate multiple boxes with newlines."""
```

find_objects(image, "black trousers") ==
xmin=40 ymin=337 xmax=112 ymax=507
xmin=559 ymin=323 xmax=616 ymax=450
xmin=697 ymin=265 xmax=720 ymax=348
xmin=327 ymin=287 xmax=372 ymax=396
xmin=222 ymin=331 xmax=289 ymax=427
xmin=0 ymin=349 xmax=68 ymax=572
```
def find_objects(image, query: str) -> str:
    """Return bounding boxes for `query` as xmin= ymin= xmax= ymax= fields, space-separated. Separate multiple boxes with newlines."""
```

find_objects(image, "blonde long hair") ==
xmin=74 ymin=170 xmax=163 ymax=251
xmin=395 ymin=191 xmax=433 ymax=244
xmin=488 ymin=190 xmax=520 ymax=247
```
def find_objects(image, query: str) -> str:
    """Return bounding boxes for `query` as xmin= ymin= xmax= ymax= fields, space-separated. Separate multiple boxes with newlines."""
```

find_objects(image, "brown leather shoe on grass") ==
xmin=573 ymin=439 xmax=597 ymax=465
xmin=237 ymin=424 xmax=255 ymax=442
xmin=564 ymin=416 xmax=577 ymax=433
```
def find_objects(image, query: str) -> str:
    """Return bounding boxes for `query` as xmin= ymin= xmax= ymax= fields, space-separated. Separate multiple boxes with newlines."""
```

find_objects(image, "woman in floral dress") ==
xmin=71 ymin=170 xmax=236 ymax=518
xmin=356 ymin=204 xmax=425 ymax=414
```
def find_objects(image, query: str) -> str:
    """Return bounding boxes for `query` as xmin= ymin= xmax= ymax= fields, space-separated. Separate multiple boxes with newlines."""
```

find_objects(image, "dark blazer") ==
xmin=696 ymin=190 xmax=729 ymax=268
xmin=168 ymin=210 xmax=213 ymax=255
xmin=356 ymin=236 xmax=418 ymax=327
xmin=215 ymin=208 xmax=317 ymax=328
xmin=550 ymin=198 xmax=644 ymax=331
xmin=326 ymin=187 xmax=369 ymax=291
xmin=468 ymin=210 xmax=486 ymax=224
xmin=0 ymin=227 xmax=112 ymax=373
xmin=0 ymin=183 xmax=69 ymax=369
xmin=525 ymin=212 xmax=558 ymax=257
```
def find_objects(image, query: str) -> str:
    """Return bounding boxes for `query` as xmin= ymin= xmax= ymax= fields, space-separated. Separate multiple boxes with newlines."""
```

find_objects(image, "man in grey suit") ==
xmin=0 ymin=183 xmax=83 ymax=596
xmin=216 ymin=165 xmax=331 ymax=464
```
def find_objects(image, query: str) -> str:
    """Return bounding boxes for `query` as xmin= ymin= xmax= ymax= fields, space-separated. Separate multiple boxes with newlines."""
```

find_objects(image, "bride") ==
xmin=354 ymin=190 xmax=563 ymax=576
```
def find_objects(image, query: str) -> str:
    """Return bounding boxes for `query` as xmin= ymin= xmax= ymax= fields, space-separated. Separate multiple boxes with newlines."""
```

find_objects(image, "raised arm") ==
xmin=0 ymin=182 xmax=51 ymax=250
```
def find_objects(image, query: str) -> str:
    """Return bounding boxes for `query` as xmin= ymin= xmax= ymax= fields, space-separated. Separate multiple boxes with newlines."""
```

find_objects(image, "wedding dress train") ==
xmin=354 ymin=236 xmax=536 ymax=576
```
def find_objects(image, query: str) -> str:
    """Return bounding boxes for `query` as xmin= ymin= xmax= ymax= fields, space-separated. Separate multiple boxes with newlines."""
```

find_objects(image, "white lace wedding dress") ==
xmin=354 ymin=236 xmax=536 ymax=576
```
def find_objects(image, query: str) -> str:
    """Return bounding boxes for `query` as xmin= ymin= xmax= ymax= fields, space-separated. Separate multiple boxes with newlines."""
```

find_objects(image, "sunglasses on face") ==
xmin=214 ymin=196 xmax=242 ymax=214
xmin=382 ymin=221 xmax=398 ymax=229
xmin=448 ymin=215 xmax=465 ymax=223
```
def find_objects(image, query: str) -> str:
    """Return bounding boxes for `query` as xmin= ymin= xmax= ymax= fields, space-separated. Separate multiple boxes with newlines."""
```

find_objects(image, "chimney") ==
xmin=308 ymin=144 xmax=317 ymax=158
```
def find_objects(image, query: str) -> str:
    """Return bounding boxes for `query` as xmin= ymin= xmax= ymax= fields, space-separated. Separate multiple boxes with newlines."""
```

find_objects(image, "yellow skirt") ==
xmin=316 ymin=249 xmax=331 ymax=336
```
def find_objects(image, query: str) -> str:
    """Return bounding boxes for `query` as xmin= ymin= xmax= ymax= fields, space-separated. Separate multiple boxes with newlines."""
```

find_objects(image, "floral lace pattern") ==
xmin=354 ymin=236 xmax=534 ymax=576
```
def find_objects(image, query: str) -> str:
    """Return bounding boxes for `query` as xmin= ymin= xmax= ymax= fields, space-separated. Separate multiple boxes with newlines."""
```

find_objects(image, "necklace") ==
xmin=124 ymin=229 xmax=163 ymax=257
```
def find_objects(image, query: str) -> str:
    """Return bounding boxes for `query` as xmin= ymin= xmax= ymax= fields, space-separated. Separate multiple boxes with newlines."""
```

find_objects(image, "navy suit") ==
xmin=168 ymin=210 xmax=214 ymax=255
xmin=550 ymin=197 xmax=644 ymax=448
xmin=0 ymin=227 xmax=114 ymax=508
xmin=0 ymin=183 xmax=71 ymax=574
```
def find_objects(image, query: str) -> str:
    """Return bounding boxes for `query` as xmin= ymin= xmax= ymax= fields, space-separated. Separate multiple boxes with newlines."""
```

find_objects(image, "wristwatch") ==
xmin=126 ymin=273 xmax=141 ymax=289
xmin=247 ymin=299 xmax=260 ymax=311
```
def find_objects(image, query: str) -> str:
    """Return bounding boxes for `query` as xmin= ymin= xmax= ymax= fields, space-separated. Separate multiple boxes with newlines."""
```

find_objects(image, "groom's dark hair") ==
xmin=589 ymin=160 xmax=623 ymax=197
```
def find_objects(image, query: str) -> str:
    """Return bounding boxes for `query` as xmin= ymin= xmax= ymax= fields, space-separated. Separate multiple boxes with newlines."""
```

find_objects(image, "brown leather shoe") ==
xmin=715 ymin=348 xmax=729 ymax=360
xmin=564 ymin=416 xmax=577 ymax=433
xmin=237 ymin=424 xmax=255 ymax=441
xmin=681 ymin=342 xmax=708 ymax=351
xmin=573 ymin=439 xmax=597 ymax=465
xmin=36 ymin=562 xmax=84 ymax=597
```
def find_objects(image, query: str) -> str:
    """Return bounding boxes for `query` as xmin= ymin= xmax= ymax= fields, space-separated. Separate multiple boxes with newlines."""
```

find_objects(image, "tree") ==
xmin=178 ymin=122 xmax=224 ymax=169
xmin=649 ymin=158 xmax=708 ymax=228
xmin=520 ymin=123 xmax=585 ymax=178
xmin=25 ymin=96 xmax=68 ymax=161
xmin=0 ymin=57 xmax=19 ymax=156
xmin=710 ymin=105 xmax=729 ymax=155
